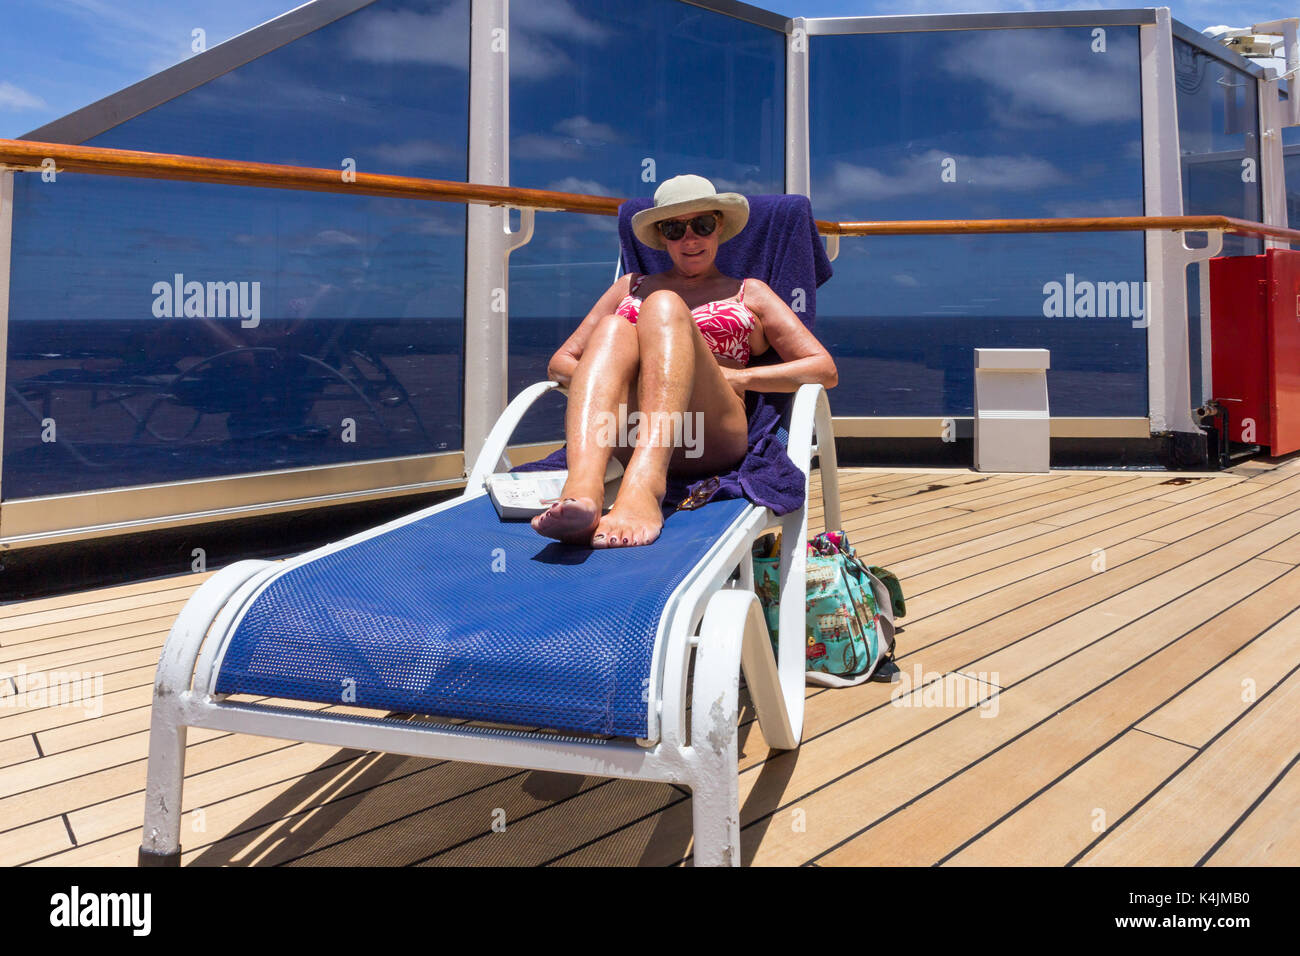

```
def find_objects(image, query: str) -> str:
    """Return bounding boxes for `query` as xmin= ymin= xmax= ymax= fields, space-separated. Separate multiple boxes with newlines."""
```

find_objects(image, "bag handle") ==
xmin=831 ymin=546 xmax=875 ymax=631
xmin=826 ymin=530 xmax=896 ymax=623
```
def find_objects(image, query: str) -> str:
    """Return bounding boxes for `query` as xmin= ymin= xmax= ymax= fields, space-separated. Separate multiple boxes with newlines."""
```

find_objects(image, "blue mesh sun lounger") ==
xmin=138 ymin=380 xmax=840 ymax=866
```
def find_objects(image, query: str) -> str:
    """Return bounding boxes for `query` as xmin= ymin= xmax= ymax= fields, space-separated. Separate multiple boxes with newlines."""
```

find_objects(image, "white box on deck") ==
xmin=974 ymin=348 xmax=1050 ymax=473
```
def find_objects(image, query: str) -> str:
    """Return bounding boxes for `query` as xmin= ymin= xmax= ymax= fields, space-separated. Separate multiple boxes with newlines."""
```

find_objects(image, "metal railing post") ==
xmin=1140 ymin=8 xmax=1197 ymax=435
xmin=1259 ymin=67 xmax=1290 ymax=250
xmin=464 ymin=0 xmax=511 ymax=476
xmin=786 ymin=16 xmax=811 ymax=197
xmin=0 ymin=169 xmax=14 ymax=506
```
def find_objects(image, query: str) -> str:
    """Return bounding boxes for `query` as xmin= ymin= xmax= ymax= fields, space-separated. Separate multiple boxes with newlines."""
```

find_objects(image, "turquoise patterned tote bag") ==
xmin=752 ymin=531 xmax=899 ymax=687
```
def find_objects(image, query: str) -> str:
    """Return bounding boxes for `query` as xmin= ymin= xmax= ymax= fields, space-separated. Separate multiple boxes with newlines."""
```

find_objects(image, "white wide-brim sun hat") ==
xmin=630 ymin=174 xmax=750 ymax=251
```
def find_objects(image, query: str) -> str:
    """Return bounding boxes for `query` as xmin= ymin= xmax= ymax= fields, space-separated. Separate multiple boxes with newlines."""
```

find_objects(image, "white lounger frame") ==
xmin=139 ymin=381 xmax=843 ymax=867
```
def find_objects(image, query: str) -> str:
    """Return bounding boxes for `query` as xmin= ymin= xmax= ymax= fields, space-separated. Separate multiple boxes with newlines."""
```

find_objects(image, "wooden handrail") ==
xmin=3 ymin=138 xmax=1296 ymax=243
xmin=816 ymin=215 xmax=1300 ymax=244
xmin=0 ymin=138 xmax=623 ymax=216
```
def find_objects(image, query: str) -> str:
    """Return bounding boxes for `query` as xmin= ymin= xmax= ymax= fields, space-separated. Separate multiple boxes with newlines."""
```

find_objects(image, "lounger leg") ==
xmin=690 ymin=760 xmax=741 ymax=867
xmin=689 ymin=590 xmax=760 ymax=866
xmin=139 ymin=701 xmax=187 ymax=867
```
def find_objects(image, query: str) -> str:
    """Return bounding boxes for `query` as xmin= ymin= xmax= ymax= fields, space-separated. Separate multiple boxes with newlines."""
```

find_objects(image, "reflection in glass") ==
xmin=1279 ymin=94 xmax=1300 ymax=231
xmin=4 ymin=0 xmax=469 ymax=499
xmin=810 ymin=27 xmax=1147 ymax=417
xmin=1174 ymin=40 xmax=1262 ymax=404
xmin=507 ymin=0 xmax=785 ymax=442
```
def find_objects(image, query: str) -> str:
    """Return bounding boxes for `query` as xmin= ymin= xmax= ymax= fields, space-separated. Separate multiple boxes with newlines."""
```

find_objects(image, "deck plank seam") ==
xmin=1197 ymin=750 xmax=1300 ymax=866
xmin=4 ymin=635 xmax=172 ymax=677
xmin=0 ymin=615 xmax=177 ymax=659
xmin=844 ymin=475 xmax=1143 ymax=545
xmin=823 ymin=473 xmax=1062 ymax=520
xmin=405 ymin=776 xmax=617 ymax=868
xmin=539 ymin=792 xmax=693 ymax=867
xmin=951 ymin=669 xmax=1006 ymax=690
xmin=0 ymin=691 xmax=154 ymax=743
xmin=859 ymin=470 xmax=1267 ymax=569
xmin=0 ymin=698 xmax=362 ymax=810
xmin=12 ymin=742 xmax=415 ymax=864
xmin=14 ymin=715 xmax=474 ymax=863
xmin=896 ymin=473 xmax=1289 ymax=597
xmin=1130 ymin=726 xmax=1201 ymax=752
xmin=1063 ymin=659 xmax=1300 ymax=866
xmin=17 ymin=747 xmax=370 ymax=860
xmin=896 ymin=485 xmax=1300 ymax=643
xmin=0 ymin=592 xmax=201 ymax=635
xmin=1252 ymin=555 xmax=1298 ymax=567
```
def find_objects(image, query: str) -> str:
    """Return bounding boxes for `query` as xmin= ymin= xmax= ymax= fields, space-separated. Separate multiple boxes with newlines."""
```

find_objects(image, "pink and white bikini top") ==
xmin=615 ymin=274 xmax=757 ymax=366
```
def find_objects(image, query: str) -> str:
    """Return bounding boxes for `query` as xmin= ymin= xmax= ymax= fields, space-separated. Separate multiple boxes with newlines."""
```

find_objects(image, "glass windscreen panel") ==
xmin=4 ymin=0 xmax=469 ymax=499
xmin=1174 ymin=38 xmax=1262 ymax=405
xmin=810 ymin=26 xmax=1147 ymax=418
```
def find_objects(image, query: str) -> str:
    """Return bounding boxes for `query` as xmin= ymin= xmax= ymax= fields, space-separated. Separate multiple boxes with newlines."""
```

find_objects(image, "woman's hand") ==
xmin=718 ymin=364 xmax=749 ymax=402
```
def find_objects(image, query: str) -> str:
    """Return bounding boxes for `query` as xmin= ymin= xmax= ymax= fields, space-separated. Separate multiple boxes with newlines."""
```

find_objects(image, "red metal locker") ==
xmin=1208 ymin=248 xmax=1300 ymax=456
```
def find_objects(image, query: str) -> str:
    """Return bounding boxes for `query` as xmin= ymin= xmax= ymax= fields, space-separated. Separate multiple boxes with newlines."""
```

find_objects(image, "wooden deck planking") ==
xmin=814 ymin=562 xmax=1300 ymax=866
xmin=1078 ymin=667 xmax=1300 ymax=866
xmin=2 ymin=461 xmax=1298 ymax=866
xmin=1204 ymin=756 xmax=1300 ymax=866
xmin=944 ymin=730 xmax=1195 ymax=866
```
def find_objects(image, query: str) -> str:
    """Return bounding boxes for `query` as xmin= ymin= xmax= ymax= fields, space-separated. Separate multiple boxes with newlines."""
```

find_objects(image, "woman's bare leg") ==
xmin=593 ymin=290 xmax=750 ymax=548
xmin=532 ymin=314 xmax=639 ymax=543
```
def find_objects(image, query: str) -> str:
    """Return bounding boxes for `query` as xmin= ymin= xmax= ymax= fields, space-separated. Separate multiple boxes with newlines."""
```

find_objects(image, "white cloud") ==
xmin=412 ymin=213 xmax=465 ymax=237
xmin=370 ymin=139 xmax=460 ymax=168
xmin=1045 ymin=198 xmax=1144 ymax=218
xmin=511 ymin=0 xmax=609 ymax=43
xmin=942 ymin=28 xmax=1142 ymax=127
xmin=819 ymin=148 xmax=1065 ymax=206
xmin=546 ymin=176 xmax=617 ymax=196
xmin=515 ymin=114 xmax=622 ymax=160
xmin=710 ymin=175 xmax=771 ymax=193
xmin=344 ymin=0 xmax=469 ymax=69
xmin=553 ymin=115 xmax=620 ymax=143
xmin=343 ymin=0 xmax=610 ymax=80
xmin=0 ymin=82 xmax=47 ymax=111
xmin=48 ymin=0 xmax=192 ymax=74
xmin=513 ymin=133 xmax=582 ymax=161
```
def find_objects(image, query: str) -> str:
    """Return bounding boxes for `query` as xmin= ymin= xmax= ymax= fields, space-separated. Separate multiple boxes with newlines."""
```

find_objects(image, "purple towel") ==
xmin=512 ymin=193 xmax=833 ymax=518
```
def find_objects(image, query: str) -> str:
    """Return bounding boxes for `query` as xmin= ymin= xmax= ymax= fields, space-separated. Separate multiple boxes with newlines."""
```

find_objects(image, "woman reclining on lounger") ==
xmin=534 ymin=174 xmax=838 ymax=549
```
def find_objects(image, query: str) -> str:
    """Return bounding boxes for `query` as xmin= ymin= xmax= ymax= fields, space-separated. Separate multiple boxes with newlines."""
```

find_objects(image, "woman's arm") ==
xmin=545 ymin=273 xmax=636 ymax=388
xmin=732 ymin=279 xmax=838 ymax=393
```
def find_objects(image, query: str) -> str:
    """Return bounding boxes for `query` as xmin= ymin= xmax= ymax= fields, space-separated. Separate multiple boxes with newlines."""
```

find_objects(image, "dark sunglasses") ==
xmin=657 ymin=212 xmax=719 ymax=241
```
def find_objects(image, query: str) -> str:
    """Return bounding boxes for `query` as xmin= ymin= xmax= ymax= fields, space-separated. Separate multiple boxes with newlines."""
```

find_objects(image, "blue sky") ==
xmin=1 ymin=0 xmax=1293 ymax=140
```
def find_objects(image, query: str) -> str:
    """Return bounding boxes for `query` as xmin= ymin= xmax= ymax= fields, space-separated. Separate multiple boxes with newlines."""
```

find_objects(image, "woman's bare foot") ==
xmin=592 ymin=482 xmax=665 ymax=548
xmin=531 ymin=496 xmax=601 ymax=544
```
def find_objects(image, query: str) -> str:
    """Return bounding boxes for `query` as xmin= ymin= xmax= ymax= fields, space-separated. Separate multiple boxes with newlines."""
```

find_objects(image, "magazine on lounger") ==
xmin=485 ymin=457 xmax=624 ymax=520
